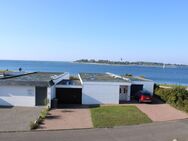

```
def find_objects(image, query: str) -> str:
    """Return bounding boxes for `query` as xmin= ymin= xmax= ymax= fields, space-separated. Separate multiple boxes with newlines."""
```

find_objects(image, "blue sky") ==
xmin=0 ymin=0 xmax=188 ymax=64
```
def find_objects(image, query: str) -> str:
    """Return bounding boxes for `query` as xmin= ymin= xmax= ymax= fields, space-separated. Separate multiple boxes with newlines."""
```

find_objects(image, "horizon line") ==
xmin=0 ymin=59 xmax=187 ymax=66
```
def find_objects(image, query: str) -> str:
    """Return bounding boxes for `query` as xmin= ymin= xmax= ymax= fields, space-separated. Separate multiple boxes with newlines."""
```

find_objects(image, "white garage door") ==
xmin=82 ymin=83 xmax=119 ymax=104
xmin=0 ymin=86 xmax=35 ymax=107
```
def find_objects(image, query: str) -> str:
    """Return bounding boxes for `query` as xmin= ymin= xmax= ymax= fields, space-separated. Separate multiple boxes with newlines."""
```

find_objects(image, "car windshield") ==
xmin=142 ymin=92 xmax=151 ymax=96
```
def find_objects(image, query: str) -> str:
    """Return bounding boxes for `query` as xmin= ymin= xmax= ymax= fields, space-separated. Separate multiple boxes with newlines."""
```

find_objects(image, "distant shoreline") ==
xmin=73 ymin=61 xmax=186 ymax=68
xmin=74 ymin=59 xmax=188 ymax=68
xmin=0 ymin=59 xmax=187 ymax=68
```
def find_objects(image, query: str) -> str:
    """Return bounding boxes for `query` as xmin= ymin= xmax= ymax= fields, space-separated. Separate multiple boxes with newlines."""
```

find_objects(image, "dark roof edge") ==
xmin=0 ymin=72 xmax=38 ymax=80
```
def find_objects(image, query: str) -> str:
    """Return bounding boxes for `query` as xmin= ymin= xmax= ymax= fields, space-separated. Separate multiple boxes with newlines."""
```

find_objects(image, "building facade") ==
xmin=0 ymin=72 xmax=154 ymax=107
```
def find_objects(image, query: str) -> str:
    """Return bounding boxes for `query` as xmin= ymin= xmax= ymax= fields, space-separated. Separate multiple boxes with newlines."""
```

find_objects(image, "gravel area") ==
xmin=0 ymin=106 xmax=42 ymax=132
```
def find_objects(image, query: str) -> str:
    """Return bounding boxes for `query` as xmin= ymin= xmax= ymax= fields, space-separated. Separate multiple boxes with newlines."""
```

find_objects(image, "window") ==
xmin=124 ymin=87 xmax=128 ymax=94
xmin=124 ymin=88 xmax=126 ymax=93
xmin=120 ymin=86 xmax=128 ymax=94
xmin=119 ymin=88 xmax=122 ymax=93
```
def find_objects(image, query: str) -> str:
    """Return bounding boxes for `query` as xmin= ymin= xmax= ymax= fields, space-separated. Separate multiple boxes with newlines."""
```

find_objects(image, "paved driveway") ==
xmin=0 ymin=106 xmax=42 ymax=132
xmin=39 ymin=106 xmax=93 ymax=130
xmin=135 ymin=101 xmax=188 ymax=121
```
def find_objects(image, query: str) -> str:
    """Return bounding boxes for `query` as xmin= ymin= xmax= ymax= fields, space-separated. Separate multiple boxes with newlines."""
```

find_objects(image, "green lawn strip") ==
xmin=90 ymin=105 xmax=152 ymax=128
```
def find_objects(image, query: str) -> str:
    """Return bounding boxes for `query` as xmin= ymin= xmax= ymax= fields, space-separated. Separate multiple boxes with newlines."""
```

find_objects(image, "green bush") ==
xmin=37 ymin=116 xmax=43 ymax=124
xmin=155 ymin=88 xmax=171 ymax=101
xmin=155 ymin=86 xmax=188 ymax=112
xmin=30 ymin=121 xmax=39 ymax=130
xmin=183 ymin=100 xmax=188 ymax=112
xmin=40 ymin=109 xmax=48 ymax=119
xmin=30 ymin=108 xmax=50 ymax=130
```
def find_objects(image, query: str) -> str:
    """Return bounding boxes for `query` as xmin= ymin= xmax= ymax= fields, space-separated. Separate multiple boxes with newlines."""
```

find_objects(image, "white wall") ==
xmin=132 ymin=81 xmax=154 ymax=95
xmin=50 ymin=86 xmax=56 ymax=99
xmin=82 ymin=82 xmax=120 ymax=105
xmin=0 ymin=86 xmax=35 ymax=107
xmin=48 ymin=73 xmax=70 ymax=101
xmin=47 ymin=85 xmax=57 ymax=107
xmin=47 ymin=72 xmax=70 ymax=107
xmin=53 ymin=72 xmax=70 ymax=84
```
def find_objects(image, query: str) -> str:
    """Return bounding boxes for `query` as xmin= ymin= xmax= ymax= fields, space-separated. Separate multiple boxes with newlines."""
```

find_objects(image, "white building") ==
xmin=0 ymin=72 xmax=154 ymax=107
xmin=0 ymin=72 xmax=69 ymax=107
xmin=55 ymin=72 xmax=154 ymax=105
xmin=78 ymin=73 xmax=154 ymax=105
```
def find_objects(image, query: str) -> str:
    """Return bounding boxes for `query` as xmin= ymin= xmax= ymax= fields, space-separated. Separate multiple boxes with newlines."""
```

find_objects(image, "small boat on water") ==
xmin=163 ymin=64 xmax=166 ymax=69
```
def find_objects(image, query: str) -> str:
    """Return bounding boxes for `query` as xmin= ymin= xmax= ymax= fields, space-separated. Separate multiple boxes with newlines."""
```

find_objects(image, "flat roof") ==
xmin=79 ymin=73 xmax=130 ymax=83
xmin=57 ymin=79 xmax=82 ymax=86
xmin=122 ymin=75 xmax=152 ymax=82
xmin=0 ymin=72 xmax=64 ymax=86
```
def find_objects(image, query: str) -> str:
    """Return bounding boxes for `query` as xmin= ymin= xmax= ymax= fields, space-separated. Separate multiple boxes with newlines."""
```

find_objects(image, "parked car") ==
xmin=135 ymin=90 xmax=152 ymax=103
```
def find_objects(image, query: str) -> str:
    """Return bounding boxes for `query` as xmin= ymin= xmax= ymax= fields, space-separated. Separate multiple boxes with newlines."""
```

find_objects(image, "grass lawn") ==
xmin=90 ymin=105 xmax=152 ymax=128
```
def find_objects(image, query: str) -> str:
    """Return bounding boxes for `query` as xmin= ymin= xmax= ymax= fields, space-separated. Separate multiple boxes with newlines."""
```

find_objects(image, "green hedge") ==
xmin=155 ymin=87 xmax=188 ymax=112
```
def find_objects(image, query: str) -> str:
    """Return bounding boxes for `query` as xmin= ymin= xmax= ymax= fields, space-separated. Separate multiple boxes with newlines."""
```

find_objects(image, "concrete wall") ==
xmin=0 ymin=86 xmax=35 ymax=107
xmin=82 ymin=82 xmax=124 ymax=104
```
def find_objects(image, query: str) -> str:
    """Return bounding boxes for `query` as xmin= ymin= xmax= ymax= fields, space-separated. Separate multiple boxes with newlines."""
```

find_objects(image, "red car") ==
xmin=135 ymin=90 xmax=152 ymax=103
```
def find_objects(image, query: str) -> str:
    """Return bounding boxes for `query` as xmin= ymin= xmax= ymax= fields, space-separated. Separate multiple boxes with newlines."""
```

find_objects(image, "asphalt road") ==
xmin=1 ymin=119 xmax=188 ymax=141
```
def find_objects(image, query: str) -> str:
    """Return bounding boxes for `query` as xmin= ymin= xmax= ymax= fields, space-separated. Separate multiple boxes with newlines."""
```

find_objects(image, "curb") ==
xmin=0 ymin=118 xmax=187 ymax=134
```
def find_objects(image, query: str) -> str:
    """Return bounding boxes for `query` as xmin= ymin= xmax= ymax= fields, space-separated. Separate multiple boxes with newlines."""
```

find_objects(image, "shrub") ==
xmin=40 ymin=109 xmax=48 ymax=119
xmin=167 ymin=91 xmax=177 ymax=105
xmin=47 ymin=106 xmax=51 ymax=111
xmin=155 ymin=87 xmax=171 ymax=101
xmin=30 ymin=108 xmax=50 ymax=130
xmin=37 ymin=116 xmax=43 ymax=124
xmin=183 ymin=100 xmax=188 ymax=112
xmin=155 ymin=86 xmax=188 ymax=113
xmin=30 ymin=121 xmax=39 ymax=130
